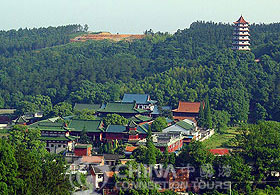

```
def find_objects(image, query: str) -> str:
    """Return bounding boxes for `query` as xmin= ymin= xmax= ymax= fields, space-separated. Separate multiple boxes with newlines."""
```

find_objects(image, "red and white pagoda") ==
xmin=232 ymin=16 xmax=250 ymax=51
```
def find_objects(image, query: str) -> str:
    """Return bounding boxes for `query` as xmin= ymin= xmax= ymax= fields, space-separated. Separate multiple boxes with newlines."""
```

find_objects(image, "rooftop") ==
xmin=74 ymin=103 xmax=103 ymax=111
xmin=98 ymin=102 xmax=149 ymax=114
xmin=176 ymin=120 xmax=195 ymax=130
xmin=125 ymin=146 xmax=137 ymax=152
xmin=122 ymin=93 xmax=157 ymax=104
xmin=105 ymin=124 xmax=148 ymax=134
xmin=28 ymin=117 xmax=66 ymax=132
xmin=82 ymin=156 xmax=104 ymax=164
xmin=68 ymin=119 xmax=102 ymax=132
xmin=106 ymin=125 xmax=126 ymax=133
xmin=209 ymin=148 xmax=230 ymax=156
xmin=0 ymin=109 xmax=16 ymax=115
xmin=129 ymin=115 xmax=153 ymax=123
xmin=104 ymin=154 xmax=121 ymax=161
xmin=234 ymin=16 xmax=249 ymax=24
xmin=75 ymin=144 xmax=92 ymax=149
xmin=40 ymin=135 xmax=78 ymax=142
xmin=172 ymin=101 xmax=201 ymax=113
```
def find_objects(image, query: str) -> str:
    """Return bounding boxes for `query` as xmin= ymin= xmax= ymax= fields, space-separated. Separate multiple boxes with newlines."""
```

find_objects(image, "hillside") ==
xmin=70 ymin=32 xmax=145 ymax=42
xmin=0 ymin=21 xmax=279 ymax=122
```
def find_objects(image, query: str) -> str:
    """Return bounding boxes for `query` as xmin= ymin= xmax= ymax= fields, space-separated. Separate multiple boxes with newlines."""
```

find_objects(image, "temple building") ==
xmin=232 ymin=16 xmax=250 ymax=51
xmin=172 ymin=101 xmax=202 ymax=122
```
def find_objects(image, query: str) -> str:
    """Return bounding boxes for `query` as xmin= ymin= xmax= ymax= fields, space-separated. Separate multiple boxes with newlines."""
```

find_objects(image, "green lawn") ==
xmin=202 ymin=127 xmax=239 ymax=149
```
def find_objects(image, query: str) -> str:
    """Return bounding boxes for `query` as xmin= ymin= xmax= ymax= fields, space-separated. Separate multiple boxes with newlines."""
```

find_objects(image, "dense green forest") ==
xmin=0 ymin=22 xmax=280 ymax=123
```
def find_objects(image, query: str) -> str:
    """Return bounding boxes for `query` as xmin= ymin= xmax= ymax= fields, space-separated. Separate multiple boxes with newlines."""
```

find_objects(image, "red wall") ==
xmin=75 ymin=147 xmax=91 ymax=156
xmin=105 ymin=133 xmax=125 ymax=141
xmin=167 ymin=140 xmax=183 ymax=153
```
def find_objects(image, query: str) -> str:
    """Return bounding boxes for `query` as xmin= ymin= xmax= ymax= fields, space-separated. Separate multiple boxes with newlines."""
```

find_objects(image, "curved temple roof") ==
xmin=234 ymin=16 xmax=249 ymax=24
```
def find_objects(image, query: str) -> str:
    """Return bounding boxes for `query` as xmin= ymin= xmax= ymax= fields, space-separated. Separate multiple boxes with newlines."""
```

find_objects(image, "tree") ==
xmin=169 ymin=153 xmax=176 ymax=165
xmin=198 ymin=101 xmax=205 ymax=127
xmin=254 ymin=103 xmax=267 ymax=122
xmin=8 ymin=125 xmax=72 ymax=194
xmin=151 ymin=117 xmax=168 ymax=132
xmin=176 ymin=141 xmax=214 ymax=175
xmin=212 ymin=110 xmax=231 ymax=133
xmin=84 ymin=24 xmax=89 ymax=32
xmin=103 ymin=114 xmax=128 ymax=127
xmin=234 ymin=121 xmax=280 ymax=190
xmin=79 ymin=126 xmax=91 ymax=144
xmin=204 ymin=95 xmax=213 ymax=129
xmin=132 ymin=145 xmax=147 ymax=163
xmin=163 ymin=147 xmax=169 ymax=168
xmin=145 ymin=140 xmax=157 ymax=165
xmin=41 ymin=154 xmax=72 ymax=194
xmin=214 ymin=155 xmax=253 ymax=194
xmin=74 ymin=109 xmax=96 ymax=120
xmin=53 ymin=102 xmax=73 ymax=117
xmin=0 ymin=138 xmax=23 ymax=194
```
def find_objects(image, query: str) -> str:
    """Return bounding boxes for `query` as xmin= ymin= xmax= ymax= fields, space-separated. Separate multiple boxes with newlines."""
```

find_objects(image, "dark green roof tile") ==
xmin=98 ymin=102 xmax=149 ymax=114
xmin=28 ymin=118 xmax=66 ymax=132
xmin=137 ymin=125 xmax=148 ymax=134
xmin=176 ymin=121 xmax=194 ymax=130
xmin=106 ymin=125 xmax=127 ymax=133
xmin=40 ymin=136 xmax=73 ymax=141
xmin=68 ymin=119 xmax=102 ymax=132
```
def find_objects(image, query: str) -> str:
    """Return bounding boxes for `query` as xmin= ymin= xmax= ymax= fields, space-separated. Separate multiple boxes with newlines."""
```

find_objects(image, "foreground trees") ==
xmin=175 ymin=121 xmax=280 ymax=194
xmin=0 ymin=125 xmax=72 ymax=195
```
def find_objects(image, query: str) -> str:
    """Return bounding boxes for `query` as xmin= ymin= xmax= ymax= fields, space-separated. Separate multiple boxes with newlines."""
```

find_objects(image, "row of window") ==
xmin=46 ymin=143 xmax=66 ymax=148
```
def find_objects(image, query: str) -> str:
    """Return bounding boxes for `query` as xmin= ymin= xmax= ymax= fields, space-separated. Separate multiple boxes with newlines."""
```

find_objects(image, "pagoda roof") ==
xmin=232 ymin=43 xmax=250 ymax=46
xmin=234 ymin=16 xmax=249 ymax=24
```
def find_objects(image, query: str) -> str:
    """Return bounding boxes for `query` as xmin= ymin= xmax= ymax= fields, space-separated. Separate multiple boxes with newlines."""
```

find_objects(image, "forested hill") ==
xmin=0 ymin=21 xmax=280 ymax=123
xmin=0 ymin=24 xmax=86 ymax=57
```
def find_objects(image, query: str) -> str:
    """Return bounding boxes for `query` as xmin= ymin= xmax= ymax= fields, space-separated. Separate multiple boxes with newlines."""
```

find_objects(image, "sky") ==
xmin=1 ymin=0 xmax=280 ymax=34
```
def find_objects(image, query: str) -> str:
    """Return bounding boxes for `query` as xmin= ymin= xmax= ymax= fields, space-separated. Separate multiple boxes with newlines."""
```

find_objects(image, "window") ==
xmin=58 ymin=145 xmax=61 ymax=148
xmin=51 ymin=144 xmax=54 ymax=147
xmin=63 ymin=145 xmax=66 ymax=148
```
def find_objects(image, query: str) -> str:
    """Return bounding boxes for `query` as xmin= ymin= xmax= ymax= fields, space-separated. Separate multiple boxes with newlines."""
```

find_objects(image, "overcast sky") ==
xmin=1 ymin=0 xmax=280 ymax=34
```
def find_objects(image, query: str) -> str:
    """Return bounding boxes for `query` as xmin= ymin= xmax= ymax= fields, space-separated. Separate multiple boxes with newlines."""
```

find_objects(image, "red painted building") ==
xmin=74 ymin=144 xmax=92 ymax=156
xmin=105 ymin=121 xmax=148 ymax=144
